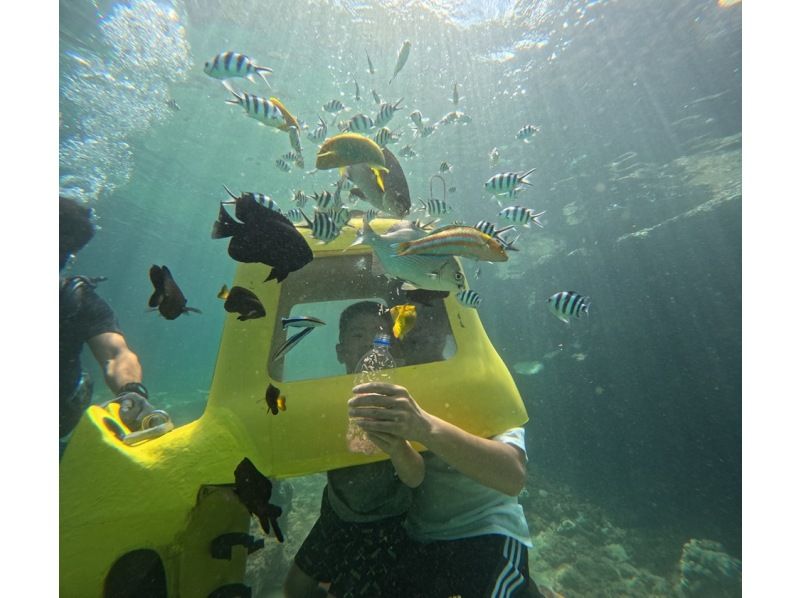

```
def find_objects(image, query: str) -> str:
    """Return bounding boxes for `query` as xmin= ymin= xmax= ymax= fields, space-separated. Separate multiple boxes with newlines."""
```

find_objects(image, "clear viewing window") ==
xmin=268 ymin=253 xmax=456 ymax=383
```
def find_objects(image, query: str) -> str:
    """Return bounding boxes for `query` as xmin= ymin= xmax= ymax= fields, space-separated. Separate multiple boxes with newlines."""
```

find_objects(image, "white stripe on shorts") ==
xmin=491 ymin=537 xmax=524 ymax=598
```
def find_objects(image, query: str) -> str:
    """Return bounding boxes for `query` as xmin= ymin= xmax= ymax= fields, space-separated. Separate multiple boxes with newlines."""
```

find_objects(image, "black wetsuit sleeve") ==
xmin=80 ymin=288 xmax=122 ymax=341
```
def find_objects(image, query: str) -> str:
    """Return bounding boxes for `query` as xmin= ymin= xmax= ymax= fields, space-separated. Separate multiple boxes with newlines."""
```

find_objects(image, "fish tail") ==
xmin=254 ymin=65 xmax=273 ymax=85
xmin=217 ymin=284 xmax=230 ymax=300
xmin=531 ymin=210 xmax=546 ymax=229
xmin=222 ymin=80 xmax=243 ymax=104
xmin=222 ymin=184 xmax=238 ymax=200
xmin=520 ymin=167 xmax=537 ymax=184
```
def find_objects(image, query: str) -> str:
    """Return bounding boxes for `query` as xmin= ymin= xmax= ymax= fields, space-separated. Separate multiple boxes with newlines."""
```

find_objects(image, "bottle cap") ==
xmin=373 ymin=333 xmax=391 ymax=346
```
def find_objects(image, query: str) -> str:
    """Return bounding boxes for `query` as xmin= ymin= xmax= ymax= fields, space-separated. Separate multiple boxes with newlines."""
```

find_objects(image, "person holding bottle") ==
xmin=348 ymin=297 xmax=544 ymax=597
xmin=283 ymin=301 xmax=425 ymax=598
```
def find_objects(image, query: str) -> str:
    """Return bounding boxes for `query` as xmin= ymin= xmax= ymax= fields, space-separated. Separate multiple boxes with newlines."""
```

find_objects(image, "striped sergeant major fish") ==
xmin=418 ymin=198 xmax=452 ymax=216
xmin=375 ymin=98 xmax=404 ymax=128
xmin=313 ymin=190 xmax=338 ymax=210
xmin=342 ymin=113 xmax=375 ymax=133
xmin=275 ymin=158 xmax=291 ymax=172
xmin=299 ymin=209 xmax=341 ymax=243
xmin=292 ymin=190 xmax=310 ymax=208
xmin=485 ymin=169 xmax=536 ymax=194
xmin=321 ymin=206 xmax=351 ymax=228
xmin=323 ymin=99 xmax=345 ymax=113
xmin=204 ymin=51 xmax=273 ymax=85
xmin=409 ymin=110 xmax=424 ymax=129
xmin=415 ymin=123 xmax=436 ymax=139
xmin=389 ymin=40 xmax=411 ymax=85
xmin=286 ymin=208 xmax=305 ymax=223
xmin=398 ymin=145 xmax=417 ymax=158
xmin=516 ymin=124 xmax=540 ymax=142
xmin=474 ymin=220 xmax=516 ymax=241
xmin=373 ymin=127 xmax=401 ymax=147
xmin=222 ymin=185 xmax=281 ymax=213
xmin=456 ymin=289 xmax=482 ymax=308
xmin=439 ymin=161 xmax=452 ymax=173
xmin=497 ymin=206 xmax=546 ymax=229
xmin=224 ymin=83 xmax=285 ymax=128
xmin=307 ymin=116 xmax=328 ymax=142
xmin=547 ymin=291 xmax=590 ymax=324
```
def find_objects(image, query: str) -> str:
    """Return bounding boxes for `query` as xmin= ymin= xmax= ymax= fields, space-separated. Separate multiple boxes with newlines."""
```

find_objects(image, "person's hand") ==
xmin=111 ymin=391 xmax=156 ymax=431
xmin=363 ymin=430 xmax=407 ymax=456
xmin=348 ymin=382 xmax=431 ymax=443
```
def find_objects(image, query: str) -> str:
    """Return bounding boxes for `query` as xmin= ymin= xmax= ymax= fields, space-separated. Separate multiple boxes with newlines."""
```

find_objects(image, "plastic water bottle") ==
xmin=347 ymin=333 xmax=395 ymax=454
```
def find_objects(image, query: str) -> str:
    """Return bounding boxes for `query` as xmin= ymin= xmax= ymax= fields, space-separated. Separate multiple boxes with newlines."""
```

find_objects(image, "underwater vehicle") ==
xmin=59 ymin=219 xmax=528 ymax=596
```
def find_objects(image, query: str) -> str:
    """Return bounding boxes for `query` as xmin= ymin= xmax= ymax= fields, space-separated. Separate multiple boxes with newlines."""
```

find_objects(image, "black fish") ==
xmin=264 ymin=383 xmax=286 ymax=415
xmin=219 ymin=284 xmax=266 ymax=321
xmin=148 ymin=265 xmax=201 ymax=320
xmin=212 ymin=192 xmax=313 ymax=283
xmin=233 ymin=458 xmax=284 ymax=543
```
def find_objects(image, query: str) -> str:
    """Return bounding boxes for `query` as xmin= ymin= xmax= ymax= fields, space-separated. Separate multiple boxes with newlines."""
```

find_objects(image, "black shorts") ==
xmin=293 ymin=490 xmax=411 ymax=597
xmin=395 ymin=534 xmax=537 ymax=598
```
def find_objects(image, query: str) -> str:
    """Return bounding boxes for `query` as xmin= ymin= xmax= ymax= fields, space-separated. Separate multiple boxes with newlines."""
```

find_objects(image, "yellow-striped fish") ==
xmin=393 ymin=225 xmax=509 ymax=262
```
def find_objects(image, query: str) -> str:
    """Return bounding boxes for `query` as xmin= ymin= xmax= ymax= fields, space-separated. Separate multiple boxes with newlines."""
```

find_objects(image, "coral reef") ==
xmin=674 ymin=538 xmax=742 ymax=598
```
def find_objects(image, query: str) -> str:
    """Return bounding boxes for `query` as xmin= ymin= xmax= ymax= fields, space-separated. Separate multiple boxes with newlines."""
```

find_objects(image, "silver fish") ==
xmin=281 ymin=316 xmax=326 ymax=329
xmin=307 ymin=116 xmax=328 ymax=142
xmin=516 ymin=124 xmax=540 ymax=142
xmin=275 ymin=158 xmax=291 ymax=172
xmin=374 ymin=127 xmax=402 ymax=147
xmin=366 ymin=50 xmax=375 ymax=75
xmin=372 ymin=89 xmax=381 ymax=105
xmin=353 ymin=219 xmax=465 ymax=292
xmin=389 ymin=40 xmax=411 ymax=85
xmin=271 ymin=327 xmax=314 ymax=362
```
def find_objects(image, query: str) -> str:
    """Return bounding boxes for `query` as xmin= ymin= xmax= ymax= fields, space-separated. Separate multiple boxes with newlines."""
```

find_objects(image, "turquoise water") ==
xmin=60 ymin=0 xmax=741 ymax=593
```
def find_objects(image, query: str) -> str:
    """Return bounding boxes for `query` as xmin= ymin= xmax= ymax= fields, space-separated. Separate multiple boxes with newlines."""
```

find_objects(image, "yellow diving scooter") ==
xmin=59 ymin=218 xmax=529 ymax=597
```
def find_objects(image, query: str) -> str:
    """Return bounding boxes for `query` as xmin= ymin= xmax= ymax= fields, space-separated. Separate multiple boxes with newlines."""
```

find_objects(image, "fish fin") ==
xmin=217 ymin=284 xmax=230 ymax=300
xmin=372 ymin=168 xmax=386 ymax=192
xmin=531 ymin=210 xmax=546 ymax=228
xmin=390 ymin=241 xmax=410 ymax=254
xmin=184 ymin=307 xmax=202 ymax=314
xmin=519 ymin=167 xmax=537 ymax=184
xmin=265 ymin=268 xmax=289 ymax=283
xmin=211 ymin=204 xmax=241 ymax=239
xmin=254 ymin=65 xmax=273 ymax=85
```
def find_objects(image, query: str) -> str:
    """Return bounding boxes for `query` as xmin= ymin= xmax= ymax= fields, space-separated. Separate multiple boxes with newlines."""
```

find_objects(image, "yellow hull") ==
xmin=60 ymin=218 xmax=528 ymax=595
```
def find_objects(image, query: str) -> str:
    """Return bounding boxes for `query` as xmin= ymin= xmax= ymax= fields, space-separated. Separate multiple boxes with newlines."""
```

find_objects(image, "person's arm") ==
xmin=87 ymin=332 xmax=143 ymax=393
xmin=349 ymin=383 xmax=526 ymax=496
xmin=366 ymin=431 xmax=425 ymax=488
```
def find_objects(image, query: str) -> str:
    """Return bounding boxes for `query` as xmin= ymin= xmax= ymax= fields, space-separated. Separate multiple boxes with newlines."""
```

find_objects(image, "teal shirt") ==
xmin=404 ymin=427 xmax=533 ymax=548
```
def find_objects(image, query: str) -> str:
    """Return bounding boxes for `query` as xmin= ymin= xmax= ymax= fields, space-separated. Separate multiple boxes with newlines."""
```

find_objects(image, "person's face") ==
xmin=336 ymin=312 xmax=391 ymax=373
xmin=398 ymin=315 xmax=448 ymax=365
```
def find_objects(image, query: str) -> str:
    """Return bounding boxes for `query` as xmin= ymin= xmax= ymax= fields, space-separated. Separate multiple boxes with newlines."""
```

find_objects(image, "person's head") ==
xmin=397 ymin=299 xmax=450 ymax=365
xmin=336 ymin=300 xmax=392 ymax=374
xmin=60 ymin=196 xmax=96 ymax=269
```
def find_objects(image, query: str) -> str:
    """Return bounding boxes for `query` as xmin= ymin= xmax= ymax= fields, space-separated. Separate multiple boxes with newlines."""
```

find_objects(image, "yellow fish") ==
xmin=269 ymin=96 xmax=300 ymax=132
xmin=390 ymin=304 xmax=417 ymax=340
xmin=316 ymin=133 xmax=388 ymax=193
